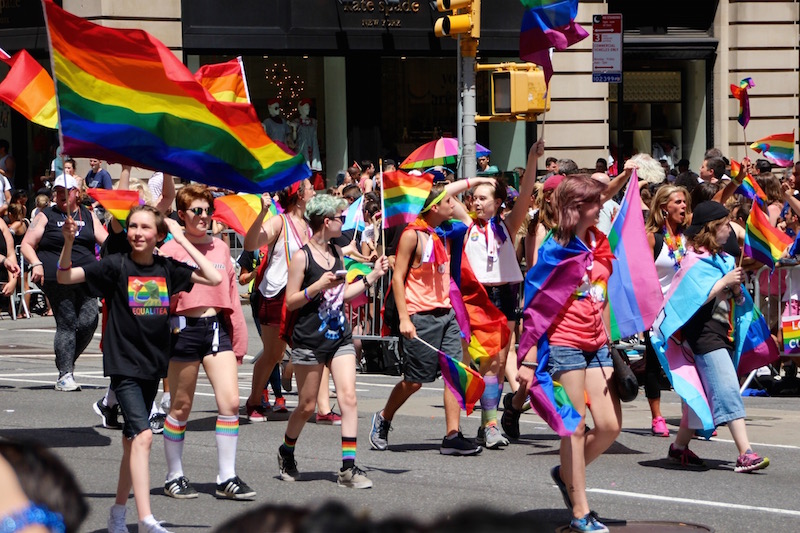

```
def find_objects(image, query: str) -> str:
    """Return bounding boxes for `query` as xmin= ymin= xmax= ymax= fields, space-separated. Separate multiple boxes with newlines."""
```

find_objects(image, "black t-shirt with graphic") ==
xmin=82 ymin=253 xmax=195 ymax=379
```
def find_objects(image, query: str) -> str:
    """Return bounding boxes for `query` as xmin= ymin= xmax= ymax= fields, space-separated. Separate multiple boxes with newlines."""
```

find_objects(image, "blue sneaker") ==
xmin=569 ymin=512 xmax=608 ymax=533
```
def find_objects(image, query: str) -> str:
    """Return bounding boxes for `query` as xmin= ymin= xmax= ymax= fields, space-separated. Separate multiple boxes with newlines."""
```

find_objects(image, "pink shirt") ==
xmin=159 ymin=238 xmax=248 ymax=359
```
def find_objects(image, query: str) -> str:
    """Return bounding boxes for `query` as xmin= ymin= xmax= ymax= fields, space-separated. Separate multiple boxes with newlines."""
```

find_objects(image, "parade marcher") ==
xmin=21 ymin=174 xmax=107 ymax=391
xmin=159 ymin=185 xmax=255 ymax=500
xmin=57 ymin=205 xmax=221 ymax=533
xmin=370 ymin=184 xmax=481 ymax=456
xmin=277 ymin=194 xmax=388 ymax=488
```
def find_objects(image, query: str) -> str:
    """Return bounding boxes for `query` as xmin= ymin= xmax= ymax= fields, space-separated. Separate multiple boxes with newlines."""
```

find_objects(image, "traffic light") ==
xmin=434 ymin=0 xmax=480 ymax=39
xmin=490 ymin=67 xmax=550 ymax=116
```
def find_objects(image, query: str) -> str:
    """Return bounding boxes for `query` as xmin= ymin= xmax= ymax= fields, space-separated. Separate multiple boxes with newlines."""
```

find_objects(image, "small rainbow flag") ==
xmin=736 ymin=173 xmax=768 ymax=206
xmin=194 ymin=57 xmax=250 ymax=104
xmin=729 ymin=160 xmax=741 ymax=180
xmin=436 ymin=347 xmax=485 ymax=416
xmin=750 ymin=131 xmax=795 ymax=168
xmin=0 ymin=48 xmax=57 ymax=129
xmin=782 ymin=315 xmax=800 ymax=354
xmin=343 ymin=256 xmax=371 ymax=308
xmin=744 ymin=204 xmax=793 ymax=270
xmin=212 ymin=193 xmax=280 ymax=236
xmin=381 ymin=170 xmax=433 ymax=228
xmin=730 ymin=77 xmax=755 ymax=129
xmin=86 ymin=188 xmax=141 ymax=224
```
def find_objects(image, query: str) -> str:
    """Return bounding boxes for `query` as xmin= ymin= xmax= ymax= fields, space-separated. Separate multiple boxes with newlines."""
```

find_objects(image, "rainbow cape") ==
xmin=736 ymin=173 xmax=767 ymax=205
xmin=86 ymin=188 xmax=141 ymax=224
xmin=606 ymin=172 xmax=663 ymax=340
xmin=211 ymin=193 xmax=280 ymax=236
xmin=43 ymin=1 xmax=310 ymax=193
xmin=0 ymin=48 xmax=57 ymax=129
xmin=194 ymin=57 xmax=250 ymax=104
xmin=730 ymin=77 xmax=754 ymax=129
xmin=744 ymin=203 xmax=793 ymax=271
xmin=381 ymin=170 xmax=433 ymax=228
xmin=343 ymin=256 xmax=371 ymax=308
xmin=518 ymin=231 xmax=614 ymax=436
xmin=650 ymin=251 xmax=778 ymax=432
xmin=519 ymin=0 xmax=588 ymax=85
xmin=750 ymin=132 xmax=795 ymax=168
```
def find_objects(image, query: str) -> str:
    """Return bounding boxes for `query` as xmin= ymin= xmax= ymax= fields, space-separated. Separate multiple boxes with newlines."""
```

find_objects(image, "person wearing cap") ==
xmin=21 ymin=174 xmax=108 ymax=391
xmin=653 ymin=200 xmax=770 ymax=473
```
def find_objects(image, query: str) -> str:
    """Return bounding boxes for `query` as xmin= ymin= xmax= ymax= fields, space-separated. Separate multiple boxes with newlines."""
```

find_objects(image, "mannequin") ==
xmin=292 ymin=98 xmax=322 ymax=171
xmin=262 ymin=98 xmax=295 ymax=148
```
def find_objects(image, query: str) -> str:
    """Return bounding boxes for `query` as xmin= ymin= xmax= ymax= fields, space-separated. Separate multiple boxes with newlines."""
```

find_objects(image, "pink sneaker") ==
xmin=651 ymin=416 xmax=669 ymax=437
xmin=735 ymin=451 xmax=769 ymax=473
xmin=316 ymin=411 xmax=342 ymax=425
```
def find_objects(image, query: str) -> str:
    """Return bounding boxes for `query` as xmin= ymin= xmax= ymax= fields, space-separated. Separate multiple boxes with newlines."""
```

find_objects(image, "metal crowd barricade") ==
xmin=15 ymin=245 xmax=45 ymax=319
xmin=350 ymin=268 xmax=400 ymax=374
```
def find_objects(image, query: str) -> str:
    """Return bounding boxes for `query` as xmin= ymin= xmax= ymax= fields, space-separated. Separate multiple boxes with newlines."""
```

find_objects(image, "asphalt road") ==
xmin=2 ymin=314 xmax=800 ymax=532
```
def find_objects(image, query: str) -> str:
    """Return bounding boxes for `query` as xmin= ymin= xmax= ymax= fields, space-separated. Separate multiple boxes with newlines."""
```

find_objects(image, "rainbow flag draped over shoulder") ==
xmin=519 ymin=0 xmax=588 ymax=85
xmin=744 ymin=203 xmax=793 ymax=270
xmin=730 ymin=77 xmax=754 ymax=129
xmin=43 ymin=1 xmax=310 ymax=193
xmin=381 ymin=170 xmax=433 ymax=228
xmin=86 ymin=188 xmax=141 ymax=224
xmin=650 ymin=251 xmax=778 ymax=431
xmin=606 ymin=173 xmax=663 ymax=341
xmin=211 ymin=193 xmax=280 ymax=236
xmin=0 ymin=48 xmax=57 ymax=129
xmin=736 ymin=173 xmax=767 ymax=205
xmin=194 ymin=57 xmax=250 ymax=104
xmin=750 ymin=132 xmax=795 ymax=168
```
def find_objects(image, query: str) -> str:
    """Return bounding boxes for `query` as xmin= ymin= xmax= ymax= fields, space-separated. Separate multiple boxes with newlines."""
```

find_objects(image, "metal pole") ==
xmin=461 ymin=38 xmax=477 ymax=181
xmin=456 ymin=35 xmax=463 ymax=179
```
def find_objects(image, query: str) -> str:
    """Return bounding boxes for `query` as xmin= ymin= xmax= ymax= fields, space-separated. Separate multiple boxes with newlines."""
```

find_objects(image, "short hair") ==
xmin=675 ymin=171 xmax=698 ymax=193
xmin=704 ymin=156 xmax=726 ymax=180
xmin=595 ymin=158 xmax=608 ymax=171
xmin=176 ymin=183 xmax=214 ymax=212
xmin=756 ymin=159 xmax=772 ymax=174
xmin=691 ymin=180 xmax=721 ymax=210
xmin=545 ymin=157 xmax=557 ymax=167
xmin=556 ymin=158 xmax=579 ymax=175
xmin=347 ymin=165 xmax=360 ymax=179
xmin=704 ymin=147 xmax=724 ymax=160
xmin=360 ymin=160 xmax=373 ymax=171
xmin=473 ymin=176 xmax=508 ymax=206
xmin=341 ymin=183 xmax=361 ymax=202
xmin=304 ymin=194 xmax=347 ymax=231
xmin=422 ymin=183 xmax=447 ymax=213
xmin=126 ymin=204 xmax=167 ymax=237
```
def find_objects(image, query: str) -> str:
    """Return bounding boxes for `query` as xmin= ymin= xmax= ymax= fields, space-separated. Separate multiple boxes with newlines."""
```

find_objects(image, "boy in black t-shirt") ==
xmin=57 ymin=205 xmax=222 ymax=533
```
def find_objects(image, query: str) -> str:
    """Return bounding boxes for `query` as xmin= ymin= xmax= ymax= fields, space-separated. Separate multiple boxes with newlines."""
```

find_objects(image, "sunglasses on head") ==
xmin=186 ymin=207 xmax=214 ymax=216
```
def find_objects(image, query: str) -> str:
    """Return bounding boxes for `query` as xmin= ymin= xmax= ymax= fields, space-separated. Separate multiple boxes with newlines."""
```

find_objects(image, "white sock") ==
xmin=104 ymin=387 xmax=117 ymax=408
xmin=110 ymin=504 xmax=126 ymax=517
xmin=160 ymin=392 xmax=171 ymax=412
xmin=215 ymin=414 xmax=239 ymax=483
xmin=163 ymin=415 xmax=187 ymax=481
xmin=140 ymin=514 xmax=158 ymax=526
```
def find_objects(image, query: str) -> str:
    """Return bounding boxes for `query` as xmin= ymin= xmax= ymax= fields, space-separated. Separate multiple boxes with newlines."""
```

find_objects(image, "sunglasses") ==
xmin=330 ymin=214 xmax=346 ymax=223
xmin=186 ymin=207 xmax=214 ymax=216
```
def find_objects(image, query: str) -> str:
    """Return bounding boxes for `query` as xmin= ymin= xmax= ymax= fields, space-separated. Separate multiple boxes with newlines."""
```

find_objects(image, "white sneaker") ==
xmin=55 ymin=372 xmax=81 ymax=391
xmin=107 ymin=505 xmax=127 ymax=533
xmin=138 ymin=519 xmax=174 ymax=533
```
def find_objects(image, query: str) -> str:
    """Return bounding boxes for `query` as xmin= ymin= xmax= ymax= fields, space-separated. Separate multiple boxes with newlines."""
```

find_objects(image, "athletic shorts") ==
xmin=291 ymin=343 xmax=355 ymax=366
xmin=400 ymin=309 xmax=462 ymax=384
xmin=258 ymin=288 xmax=285 ymax=327
xmin=170 ymin=314 xmax=233 ymax=362
xmin=111 ymin=375 xmax=159 ymax=439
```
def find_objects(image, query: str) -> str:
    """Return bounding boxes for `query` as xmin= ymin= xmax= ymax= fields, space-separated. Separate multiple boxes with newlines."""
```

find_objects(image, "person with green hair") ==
xmin=277 ymin=193 xmax=388 ymax=489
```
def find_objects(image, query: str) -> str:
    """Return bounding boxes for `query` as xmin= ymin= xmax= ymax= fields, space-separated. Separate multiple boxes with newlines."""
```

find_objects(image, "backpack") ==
xmin=381 ymin=231 xmax=419 ymax=336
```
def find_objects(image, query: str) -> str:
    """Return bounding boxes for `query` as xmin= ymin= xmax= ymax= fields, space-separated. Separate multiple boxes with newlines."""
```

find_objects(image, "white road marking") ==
xmin=707 ymin=437 xmax=800 ymax=451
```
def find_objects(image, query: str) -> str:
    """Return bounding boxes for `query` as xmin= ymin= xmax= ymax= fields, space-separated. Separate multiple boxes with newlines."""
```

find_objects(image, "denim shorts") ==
xmin=111 ymin=376 xmax=159 ymax=439
xmin=547 ymin=345 xmax=611 ymax=377
xmin=694 ymin=347 xmax=746 ymax=425
xmin=485 ymin=283 xmax=518 ymax=321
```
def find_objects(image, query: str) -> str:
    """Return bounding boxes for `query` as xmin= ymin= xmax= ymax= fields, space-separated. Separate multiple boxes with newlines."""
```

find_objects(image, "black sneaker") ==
xmin=149 ymin=413 xmax=166 ymax=434
xmin=164 ymin=476 xmax=198 ymax=499
xmin=278 ymin=450 xmax=300 ymax=481
xmin=93 ymin=399 xmax=122 ymax=430
xmin=216 ymin=476 xmax=256 ymax=500
xmin=440 ymin=432 xmax=482 ymax=456
xmin=501 ymin=393 xmax=521 ymax=439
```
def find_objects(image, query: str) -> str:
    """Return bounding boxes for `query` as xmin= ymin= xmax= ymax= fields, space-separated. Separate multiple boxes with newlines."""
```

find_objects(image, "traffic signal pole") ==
xmin=460 ymin=37 xmax=478 ymax=182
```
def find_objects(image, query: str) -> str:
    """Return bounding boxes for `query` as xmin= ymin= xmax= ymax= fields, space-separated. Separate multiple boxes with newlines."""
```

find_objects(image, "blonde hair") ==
xmin=645 ymin=185 xmax=691 ymax=233
xmin=630 ymin=153 xmax=666 ymax=185
xmin=127 ymin=177 xmax=155 ymax=206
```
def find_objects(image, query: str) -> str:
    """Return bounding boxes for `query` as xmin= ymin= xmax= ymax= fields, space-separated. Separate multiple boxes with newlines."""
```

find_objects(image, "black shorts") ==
xmin=170 ymin=314 xmax=234 ymax=362
xmin=400 ymin=309 xmax=462 ymax=383
xmin=485 ymin=283 xmax=518 ymax=321
xmin=111 ymin=376 xmax=159 ymax=439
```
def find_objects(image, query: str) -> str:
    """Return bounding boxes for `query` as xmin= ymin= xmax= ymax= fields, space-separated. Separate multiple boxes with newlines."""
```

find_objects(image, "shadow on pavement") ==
xmin=0 ymin=426 xmax=113 ymax=447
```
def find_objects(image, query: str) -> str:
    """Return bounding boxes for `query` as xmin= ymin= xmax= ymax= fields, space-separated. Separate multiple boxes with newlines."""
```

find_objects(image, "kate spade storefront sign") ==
xmin=342 ymin=0 xmax=421 ymax=27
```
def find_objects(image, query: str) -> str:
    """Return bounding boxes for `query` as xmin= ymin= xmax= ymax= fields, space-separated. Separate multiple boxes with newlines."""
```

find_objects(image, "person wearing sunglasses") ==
xmin=158 ymin=184 xmax=255 ymax=501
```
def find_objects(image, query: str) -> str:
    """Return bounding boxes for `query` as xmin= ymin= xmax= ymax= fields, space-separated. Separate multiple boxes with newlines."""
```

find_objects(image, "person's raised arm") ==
xmin=91 ymin=209 xmax=108 ymax=245
xmin=116 ymin=165 xmax=131 ymax=190
xmin=164 ymin=218 xmax=222 ymax=286
xmin=154 ymin=173 xmax=175 ymax=215
xmin=0 ymin=218 xmax=18 ymax=275
xmin=448 ymin=177 xmax=496 ymax=225
xmin=603 ymin=159 xmax=636 ymax=203
xmin=393 ymin=229 xmax=417 ymax=339
xmin=782 ymin=181 xmax=800 ymax=219
xmin=244 ymin=193 xmax=280 ymax=251
xmin=506 ymin=139 xmax=545 ymax=236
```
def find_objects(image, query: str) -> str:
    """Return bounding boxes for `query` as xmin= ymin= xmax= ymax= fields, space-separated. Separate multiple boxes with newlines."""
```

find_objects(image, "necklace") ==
xmin=663 ymin=223 xmax=685 ymax=271
xmin=308 ymin=239 xmax=333 ymax=268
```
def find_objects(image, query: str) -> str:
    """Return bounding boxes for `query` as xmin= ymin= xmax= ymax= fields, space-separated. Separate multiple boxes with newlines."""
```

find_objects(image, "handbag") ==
xmin=610 ymin=346 xmax=639 ymax=402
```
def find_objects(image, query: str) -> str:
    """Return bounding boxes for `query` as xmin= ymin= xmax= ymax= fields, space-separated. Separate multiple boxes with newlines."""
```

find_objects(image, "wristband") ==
xmin=30 ymin=262 xmax=42 ymax=268
xmin=303 ymin=288 xmax=313 ymax=302
xmin=57 ymin=262 xmax=72 ymax=271
xmin=465 ymin=178 xmax=471 ymax=189
xmin=520 ymin=361 xmax=538 ymax=368
xmin=362 ymin=277 xmax=372 ymax=291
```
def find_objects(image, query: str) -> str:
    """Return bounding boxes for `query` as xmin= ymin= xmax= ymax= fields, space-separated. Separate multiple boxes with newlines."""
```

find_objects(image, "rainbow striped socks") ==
xmin=164 ymin=415 xmax=186 ymax=481
xmin=216 ymin=415 xmax=239 ymax=482
xmin=480 ymin=375 xmax=500 ymax=427
xmin=342 ymin=436 xmax=357 ymax=470
xmin=280 ymin=434 xmax=297 ymax=457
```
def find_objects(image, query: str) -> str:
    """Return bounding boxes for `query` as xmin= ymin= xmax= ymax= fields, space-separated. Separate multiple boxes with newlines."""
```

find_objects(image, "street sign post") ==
xmin=592 ymin=13 xmax=622 ymax=83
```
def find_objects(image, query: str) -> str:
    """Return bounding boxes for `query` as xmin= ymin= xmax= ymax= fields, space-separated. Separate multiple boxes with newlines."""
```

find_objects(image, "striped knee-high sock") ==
xmin=480 ymin=375 xmax=500 ymax=427
xmin=216 ymin=415 xmax=239 ymax=483
xmin=342 ymin=436 xmax=357 ymax=470
xmin=163 ymin=415 xmax=187 ymax=481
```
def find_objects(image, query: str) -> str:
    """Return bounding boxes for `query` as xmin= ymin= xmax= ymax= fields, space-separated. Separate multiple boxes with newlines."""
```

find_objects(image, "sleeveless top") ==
xmin=38 ymin=205 xmax=96 ymax=282
xmin=464 ymin=218 xmax=523 ymax=285
xmin=405 ymin=230 xmax=451 ymax=315
xmin=258 ymin=214 xmax=306 ymax=299
xmin=292 ymin=243 xmax=352 ymax=355
xmin=653 ymin=233 xmax=683 ymax=296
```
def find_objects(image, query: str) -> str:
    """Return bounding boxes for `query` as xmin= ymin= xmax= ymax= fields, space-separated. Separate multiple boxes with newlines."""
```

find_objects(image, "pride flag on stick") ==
xmin=736 ymin=173 xmax=768 ymax=206
xmin=0 ymin=48 xmax=58 ymax=129
xmin=86 ymin=189 xmax=141 ymax=224
xmin=750 ymin=132 xmax=796 ymax=168
xmin=414 ymin=335 xmax=484 ymax=415
xmin=212 ymin=193 xmax=280 ymax=236
xmin=194 ymin=57 xmax=250 ymax=104
xmin=730 ymin=77 xmax=755 ymax=129
xmin=381 ymin=170 xmax=433 ymax=228
xmin=744 ymin=204 xmax=793 ymax=271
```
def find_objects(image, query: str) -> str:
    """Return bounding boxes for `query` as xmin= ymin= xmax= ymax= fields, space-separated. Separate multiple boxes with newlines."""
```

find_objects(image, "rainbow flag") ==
xmin=606 ymin=172 xmax=663 ymax=341
xmin=194 ymin=57 xmax=250 ymax=104
xmin=750 ymin=132 xmax=795 ymax=168
xmin=730 ymin=77 xmax=755 ymax=129
xmin=436 ymin=347 xmax=485 ymax=416
xmin=519 ymin=0 xmax=588 ymax=85
xmin=43 ymin=1 xmax=310 ymax=194
xmin=344 ymin=256 xmax=371 ymax=308
xmin=86 ymin=188 xmax=141 ymax=224
xmin=0 ymin=48 xmax=57 ymax=129
xmin=736 ymin=173 xmax=768 ymax=205
xmin=381 ymin=170 xmax=433 ymax=228
xmin=782 ymin=315 xmax=800 ymax=354
xmin=211 ymin=193 xmax=280 ymax=236
xmin=744 ymin=204 xmax=793 ymax=270
xmin=729 ymin=159 xmax=741 ymax=180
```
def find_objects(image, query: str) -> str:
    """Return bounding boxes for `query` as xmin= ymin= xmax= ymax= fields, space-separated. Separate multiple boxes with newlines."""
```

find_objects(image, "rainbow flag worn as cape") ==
xmin=736 ymin=173 xmax=768 ymax=206
xmin=211 ymin=194 xmax=281 ymax=236
xmin=650 ymin=251 xmax=778 ymax=432
xmin=750 ymin=132 xmax=795 ymax=168
xmin=43 ymin=1 xmax=310 ymax=193
xmin=381 ymin=170 xmax=433 ymax=228
xmin=730 ymin=77 xmax=755 ymax=129
xmin=606 ymin=172 xmax=663 ymax=341
xmin=0 ymin=48 xmax=57 ymax=129
xmin=194 ymin=57 xmax=250 ymax=104
xmin=744 ymin=203 xmax=793 ymax=271
xmin=86 ymin=188 xmax=141 ymax=224
xmin=519 ymin=0 xmax=588 ymax=85
xmin=518 ymin=231 xmax=614 ymax=436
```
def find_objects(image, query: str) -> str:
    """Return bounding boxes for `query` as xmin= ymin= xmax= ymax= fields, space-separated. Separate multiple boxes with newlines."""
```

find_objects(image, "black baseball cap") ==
xmin=685 ymin=201 xmax=729 ymax=238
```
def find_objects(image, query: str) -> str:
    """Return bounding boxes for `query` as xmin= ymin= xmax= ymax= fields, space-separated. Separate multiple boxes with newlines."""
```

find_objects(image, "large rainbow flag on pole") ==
xmin=194 ymin=57 xmax=250 ymax=104
xmin=606 ymin=172 xmax=663 ymax=341
xmin=0 ymin=48 xmax=58 ymax=129
xmin=750 ymin=132 xmax=795 ymax=168
xmin=43 ymin=1 xmax=310 ymax=193
xmin=744 ymin=203 xmax=793 ymax=271
xmin=381 ymin=170 xmax=433 ymax=228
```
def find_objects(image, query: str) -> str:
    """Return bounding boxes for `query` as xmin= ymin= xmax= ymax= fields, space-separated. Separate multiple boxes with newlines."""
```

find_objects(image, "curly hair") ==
xmin=305 ymin=193 xmax=347 ymax=232
xmin=553 ymin=174 xmax=605 ymax=244
xmin=176 ymin=183 xmax=213 ymax=212
xmin=630 ymin=153 xmax=666 ymax=185
xmin=645 ymin=185 xmax=691 ymax=234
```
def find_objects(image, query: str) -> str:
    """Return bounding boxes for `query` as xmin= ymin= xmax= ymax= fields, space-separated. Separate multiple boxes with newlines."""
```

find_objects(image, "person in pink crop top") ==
xmin=159 ymin=185 xmax=255 ymax=501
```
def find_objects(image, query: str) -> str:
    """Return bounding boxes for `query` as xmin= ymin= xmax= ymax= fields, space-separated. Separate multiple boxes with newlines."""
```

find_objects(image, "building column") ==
xmin=324 ymin=57 xmax=348 ymax=186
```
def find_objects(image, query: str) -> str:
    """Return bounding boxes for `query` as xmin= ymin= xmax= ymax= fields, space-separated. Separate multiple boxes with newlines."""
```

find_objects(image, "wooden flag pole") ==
xmin=743 ymin=128 xmax=749 ymax=163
